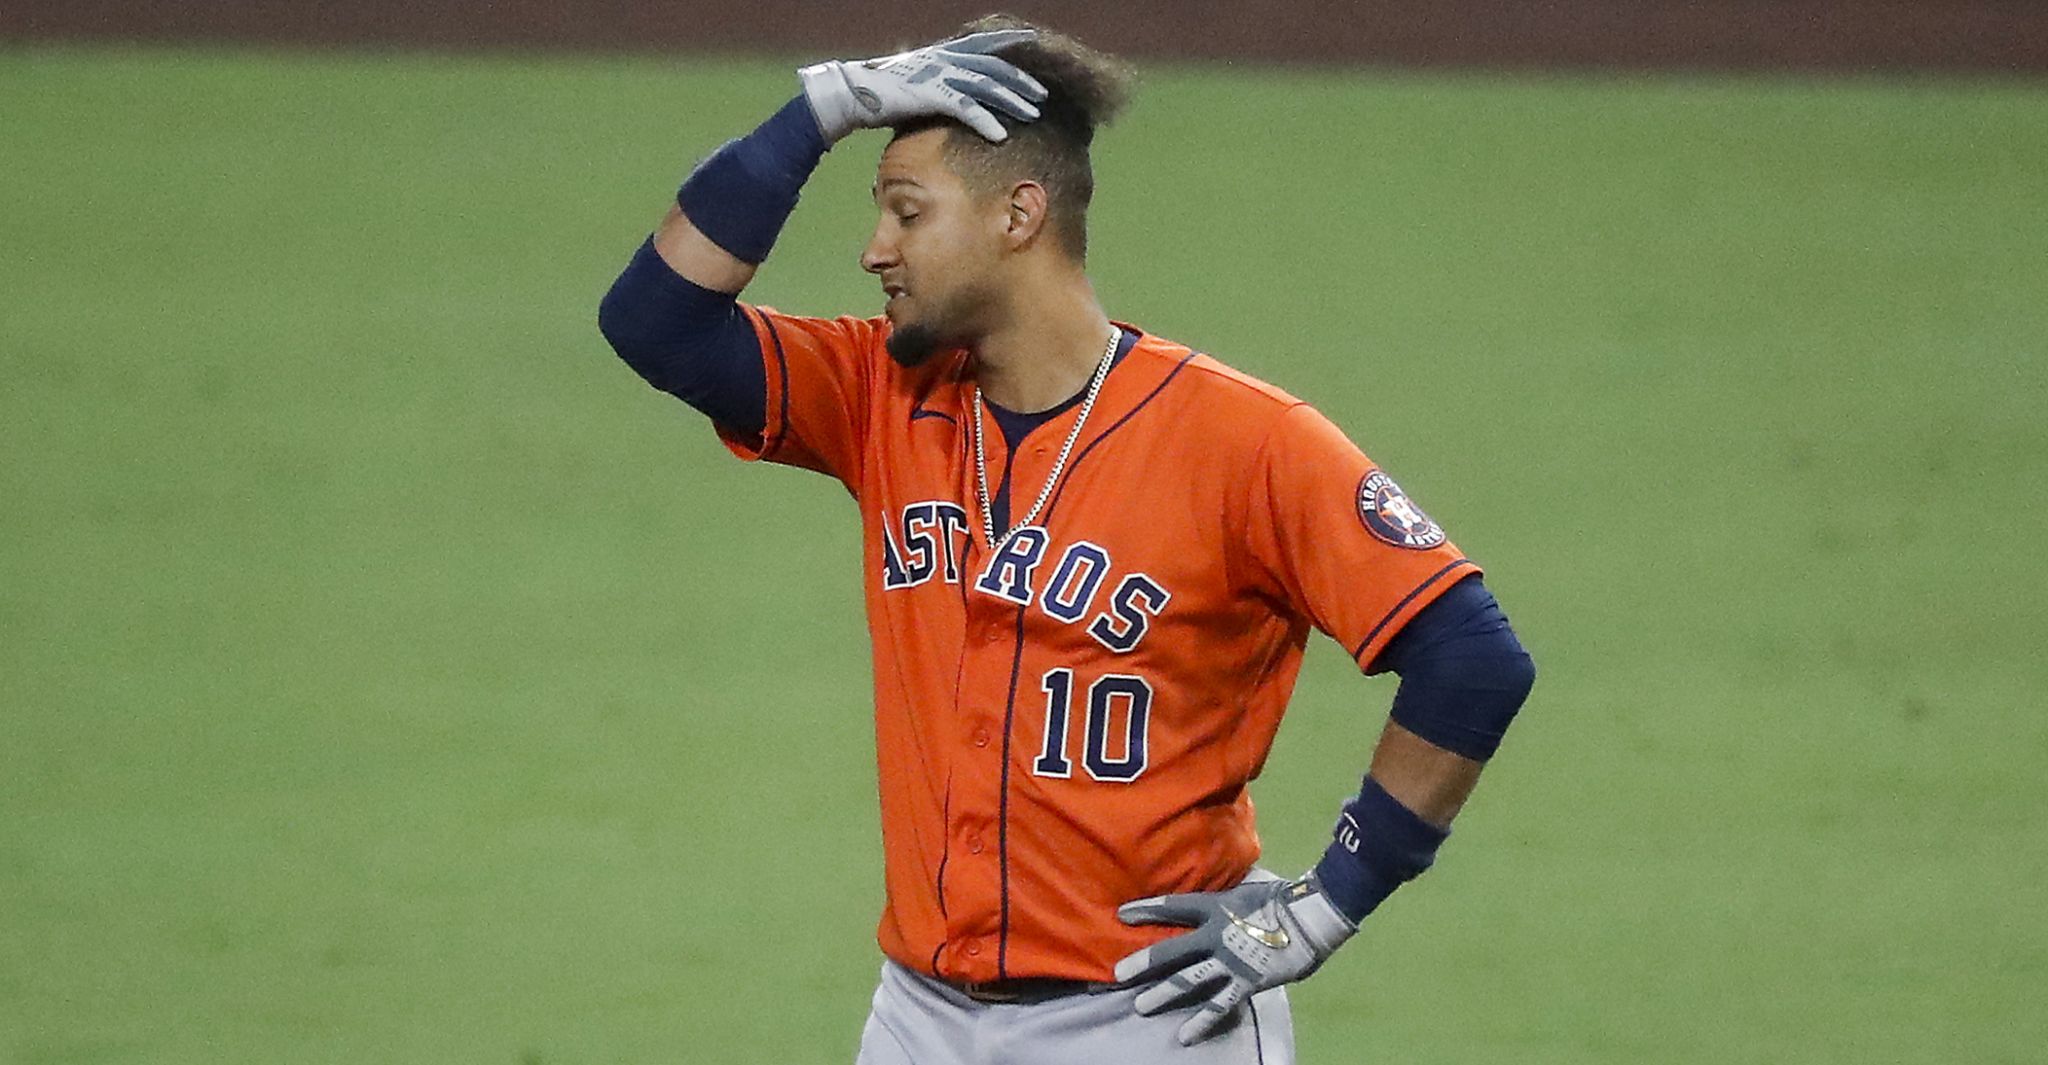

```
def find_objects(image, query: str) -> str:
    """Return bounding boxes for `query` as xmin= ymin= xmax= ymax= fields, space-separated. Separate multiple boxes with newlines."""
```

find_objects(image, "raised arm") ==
xmin=595 ymin=33 xmax=1048 ymax=431
xmin=594 ymin=93 xmax=827 ymax=433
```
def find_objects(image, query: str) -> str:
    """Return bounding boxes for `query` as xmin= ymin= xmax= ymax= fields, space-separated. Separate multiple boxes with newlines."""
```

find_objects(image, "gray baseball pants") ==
xmin=854 ymin=958 xmax=1295 ymax=1065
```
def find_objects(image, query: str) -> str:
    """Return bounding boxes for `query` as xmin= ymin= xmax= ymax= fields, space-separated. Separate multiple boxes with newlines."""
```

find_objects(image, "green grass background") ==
xmin=3 ymin=43 xmax=2045 ymax=1063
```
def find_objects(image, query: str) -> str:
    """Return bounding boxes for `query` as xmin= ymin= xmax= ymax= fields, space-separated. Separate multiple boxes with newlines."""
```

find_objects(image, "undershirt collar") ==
xmin=984 ymin=326 xmax=1142 ymax=448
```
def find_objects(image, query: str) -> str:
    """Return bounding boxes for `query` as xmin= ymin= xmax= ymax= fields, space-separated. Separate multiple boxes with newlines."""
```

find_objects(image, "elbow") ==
xmin=1470 ymin=644 xmax=1537 ymax=754
xmin=597 ymin=278 xmax=679 ymax=393
xmin=596 ymin=281 xmax=643 ymax=363
xmin=598 ymin=238 xmax=702 ymax=393
xmin=592 ymin=240 xmax=765 ymax=430
xmin=595 ymin=295 xmax=629 ymax=372
xmin=596 ymin=285 xmax=627 ymax=351
xmin=1485 ymin=634 xmax=1538 ymax=741
xmin=1505 ymin=645 xmax=1537 ymax=706
xmin=1385 ymin=636 xmax=1536 ymax=764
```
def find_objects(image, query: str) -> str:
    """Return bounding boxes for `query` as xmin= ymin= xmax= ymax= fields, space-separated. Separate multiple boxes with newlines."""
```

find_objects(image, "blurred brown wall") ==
xmin=6 ymin=0 xmax=2045 ymax=73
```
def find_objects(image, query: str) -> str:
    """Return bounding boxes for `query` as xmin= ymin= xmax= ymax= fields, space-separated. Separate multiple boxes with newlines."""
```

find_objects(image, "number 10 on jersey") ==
xmin=1033 ymin=668 xmax=1152 ymax=782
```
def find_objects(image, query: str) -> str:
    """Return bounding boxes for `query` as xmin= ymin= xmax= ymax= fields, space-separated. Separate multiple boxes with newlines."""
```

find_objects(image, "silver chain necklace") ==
xmin=972 ymin=327 xmax=1120 ymax=552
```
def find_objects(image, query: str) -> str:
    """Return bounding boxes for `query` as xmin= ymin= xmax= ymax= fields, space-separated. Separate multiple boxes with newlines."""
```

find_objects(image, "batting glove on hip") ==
xmin=1114 ymin=871 xmax=1359 ymax=1046
xmin=798 ymin=29 xmax=1049 ymax=145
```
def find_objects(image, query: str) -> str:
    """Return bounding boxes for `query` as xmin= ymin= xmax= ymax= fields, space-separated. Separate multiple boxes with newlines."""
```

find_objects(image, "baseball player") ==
xmin=598 ymin=16 xmax=1535 ymax=1063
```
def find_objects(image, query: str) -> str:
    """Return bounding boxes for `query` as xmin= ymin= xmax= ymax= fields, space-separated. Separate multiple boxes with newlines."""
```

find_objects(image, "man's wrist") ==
xmin=1312 ymin=775 xmax=1452 ymax=924
xmin=674 ymin=94 xmax=828 ymax=265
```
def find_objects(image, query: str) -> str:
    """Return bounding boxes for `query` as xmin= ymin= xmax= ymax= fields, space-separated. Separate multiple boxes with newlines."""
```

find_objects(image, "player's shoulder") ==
xmin=1128 ymin=327 xmax=1307 ymax=428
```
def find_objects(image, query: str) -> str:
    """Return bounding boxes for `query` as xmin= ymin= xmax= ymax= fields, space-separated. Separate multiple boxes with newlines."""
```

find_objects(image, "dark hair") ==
xmin=897 ymin=14 xmax=1135 ymax=261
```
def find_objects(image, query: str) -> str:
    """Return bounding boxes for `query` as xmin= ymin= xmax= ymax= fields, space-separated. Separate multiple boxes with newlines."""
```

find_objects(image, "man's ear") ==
xmin=1003 ymin=181 xmax=1050 ymax=250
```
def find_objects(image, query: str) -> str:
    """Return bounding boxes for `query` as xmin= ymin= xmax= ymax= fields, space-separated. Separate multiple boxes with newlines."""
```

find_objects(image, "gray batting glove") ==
xmin=798 ymin=29 xmax=1049 ymax=145
xmin=1114 ymin=870 xmax=1358 ymax=1046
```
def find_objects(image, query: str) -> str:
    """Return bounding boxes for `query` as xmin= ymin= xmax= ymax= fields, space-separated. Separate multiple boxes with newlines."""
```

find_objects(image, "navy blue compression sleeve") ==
xmin=597 ymin=238 xmax=767 ymax=433
xmin=1371 ymin=573 xmax=1536 ymax=762
xmin=1310 ymin=574 xmax=1535 ymax=922
xmin=677 ymin=95 xmax=828 ymax=264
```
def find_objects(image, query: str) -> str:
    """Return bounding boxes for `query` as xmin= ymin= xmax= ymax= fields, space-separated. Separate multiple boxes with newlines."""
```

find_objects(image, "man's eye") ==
xmin=896 ymin=212 xmax=920 ymax=225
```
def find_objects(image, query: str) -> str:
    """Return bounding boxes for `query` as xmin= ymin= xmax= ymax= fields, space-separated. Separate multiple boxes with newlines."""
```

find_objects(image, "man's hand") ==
xmin=1114 ymin=871 xmax=1358 ymax=1045
xmin=798 ymin=30 xmax=1049 ymax=145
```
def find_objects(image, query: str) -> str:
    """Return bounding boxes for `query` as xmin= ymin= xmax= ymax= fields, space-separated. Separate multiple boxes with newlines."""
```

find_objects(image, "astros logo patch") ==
xmin=1356 ymin=469 xmax=1445 ymax=549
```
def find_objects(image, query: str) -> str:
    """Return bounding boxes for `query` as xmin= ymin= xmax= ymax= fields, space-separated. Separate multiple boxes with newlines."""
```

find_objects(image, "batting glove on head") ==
xmin=798 ymin=29 xmax=1049 ymax=145
xmin=1114 ymin=870 xmax=1359 ymax=1046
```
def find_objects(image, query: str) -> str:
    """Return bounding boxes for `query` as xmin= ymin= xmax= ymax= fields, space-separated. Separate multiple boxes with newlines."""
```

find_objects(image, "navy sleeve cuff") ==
xmin=676 ymin=95 xmax=828 ymax=264
xmin=1312 ymin=775 xmax=1451 ymax=923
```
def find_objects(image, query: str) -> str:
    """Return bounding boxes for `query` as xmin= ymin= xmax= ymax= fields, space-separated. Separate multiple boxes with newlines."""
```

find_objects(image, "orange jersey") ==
xmin=716 ymin=307 xmax=1477 ymax=985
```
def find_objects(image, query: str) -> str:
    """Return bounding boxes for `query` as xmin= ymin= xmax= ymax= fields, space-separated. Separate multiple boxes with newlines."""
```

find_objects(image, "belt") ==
xmin=956 ymin=977 xmax=1110 ymax=1005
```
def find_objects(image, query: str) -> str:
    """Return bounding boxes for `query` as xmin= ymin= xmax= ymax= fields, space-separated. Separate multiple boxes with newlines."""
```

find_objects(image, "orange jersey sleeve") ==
xmin=714 ymin=304 xmax=885 ymax=487
xmin=1234 ymin=403 xmax=1480 ymax=670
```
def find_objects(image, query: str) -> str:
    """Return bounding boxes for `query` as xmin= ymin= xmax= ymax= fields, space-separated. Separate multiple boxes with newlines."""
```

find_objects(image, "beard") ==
xmin=885 ymin=321 xmax=950 ymax=368
xmin=883 ymin=281 xmax=999 ymax=369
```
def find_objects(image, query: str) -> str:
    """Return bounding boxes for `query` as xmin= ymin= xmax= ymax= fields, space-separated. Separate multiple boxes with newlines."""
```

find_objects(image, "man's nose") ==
xmin=861 ymin=232 xmax=896 ymax=275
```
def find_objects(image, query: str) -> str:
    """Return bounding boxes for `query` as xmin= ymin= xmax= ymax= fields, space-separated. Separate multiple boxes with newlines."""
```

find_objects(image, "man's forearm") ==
xmin=1308 ymin=576 xmax=1536 ymax=922
xmin=1368 ymin=719 xmax=1482 ymax=828
xmin=652 ymin=205 xmax=757 ymax=295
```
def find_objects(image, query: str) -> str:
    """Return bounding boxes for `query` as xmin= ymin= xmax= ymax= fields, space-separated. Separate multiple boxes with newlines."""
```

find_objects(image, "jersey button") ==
xmin=965 ymin=941 xmax=982 ymax=957
xmin=968 ymin=836 xmax=984 ymax=854
xmin=971 ymin=727 xmax=990 ymax=748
